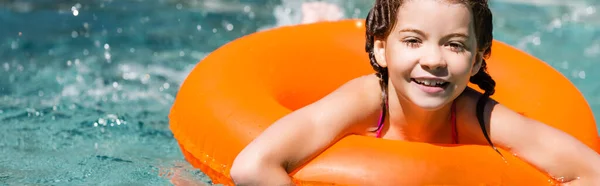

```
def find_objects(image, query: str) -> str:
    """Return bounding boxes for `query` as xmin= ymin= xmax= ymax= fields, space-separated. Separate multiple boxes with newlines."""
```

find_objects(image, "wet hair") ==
xmin=365 ymin=0 xmax=501 ymax=155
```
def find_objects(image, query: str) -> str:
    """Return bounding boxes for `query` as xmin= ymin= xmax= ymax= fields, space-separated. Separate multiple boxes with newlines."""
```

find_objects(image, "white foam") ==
xmin=260 ymin=0 xmax=350 ymax=31
xmin=494 ymin=0 xmax=589 ymax=7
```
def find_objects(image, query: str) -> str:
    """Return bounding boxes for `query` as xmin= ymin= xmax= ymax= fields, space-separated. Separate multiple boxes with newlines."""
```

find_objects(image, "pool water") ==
xmin=1 ymin=0 xmax=599 ymax=185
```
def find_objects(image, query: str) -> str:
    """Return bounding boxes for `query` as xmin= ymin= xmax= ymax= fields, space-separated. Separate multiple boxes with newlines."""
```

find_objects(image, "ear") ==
xmin=373 ymin=38 xmax=387 ymax=68
xmin=471 ymin=52 xmax=483 ymax=76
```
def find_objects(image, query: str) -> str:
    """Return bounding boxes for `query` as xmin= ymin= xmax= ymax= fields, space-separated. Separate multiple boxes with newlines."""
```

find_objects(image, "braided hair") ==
xmin=365 ymin=0 xmax=501 ymax=155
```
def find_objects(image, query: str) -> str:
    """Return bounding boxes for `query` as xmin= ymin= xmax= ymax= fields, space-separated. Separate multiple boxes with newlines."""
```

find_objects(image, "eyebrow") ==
xmin=398 ymin=28 xmax=427 ymax=37
xmin=398 ymin=28 xmax=470 ymax=39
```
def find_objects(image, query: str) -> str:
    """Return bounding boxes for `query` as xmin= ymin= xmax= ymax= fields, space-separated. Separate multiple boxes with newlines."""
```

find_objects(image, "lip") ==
xmin=411 ymin=76 xmax=449 ymax=82
xmin=410 ymin=77 xmax=450 ymax=94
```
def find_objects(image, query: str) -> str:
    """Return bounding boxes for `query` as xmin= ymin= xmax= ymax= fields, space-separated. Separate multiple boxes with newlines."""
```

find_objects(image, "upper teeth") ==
xmin=416 ymin=79 xmax=446 ymax=86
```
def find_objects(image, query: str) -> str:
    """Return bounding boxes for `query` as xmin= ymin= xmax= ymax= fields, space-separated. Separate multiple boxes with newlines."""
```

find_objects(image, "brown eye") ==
xmin=447 ymin=42 xmax=465 ymax=52
xmin=403 ymin=38 xmax=421 ymax=48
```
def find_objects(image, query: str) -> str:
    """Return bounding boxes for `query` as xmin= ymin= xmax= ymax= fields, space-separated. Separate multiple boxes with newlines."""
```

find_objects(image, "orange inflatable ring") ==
xmin=169 ymin=19 xmax=599 ymax=185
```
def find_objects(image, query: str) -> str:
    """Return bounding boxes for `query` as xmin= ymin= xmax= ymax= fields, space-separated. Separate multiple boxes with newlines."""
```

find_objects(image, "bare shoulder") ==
xmin=454 ymin=87 xmax=527 ymax=145
xmin=457 ymin=87 xmax=592 ymax=153
xmin=457 ymin=88 xmax=600 ymax=183
xmin=311 ymin=73 xmax=383 ymax=133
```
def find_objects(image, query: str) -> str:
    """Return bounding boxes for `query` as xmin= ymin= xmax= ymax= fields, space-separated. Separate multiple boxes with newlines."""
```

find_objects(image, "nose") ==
xmin=419 ymin=46 xmax=447 ymax=71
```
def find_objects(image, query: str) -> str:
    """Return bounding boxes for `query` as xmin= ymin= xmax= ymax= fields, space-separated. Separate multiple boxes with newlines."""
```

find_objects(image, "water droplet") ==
xmin=212 ymin=28 xmax=217 ymax=33
xmin=176 ymin=3 xmax=183 ymax=10
xmin=532 ymin=36 xmax=541 ymax=46
xmin=196 ymin=25 xmax=202 ymax=31
xmin=117 ymin=28 xmax=123 ymax=33
xmin=560 ymin=61 xmax=569 ymax=69
xmin=76 ymin=75 xmax=83 ymax=82
xmin=179 ymin=51 xmax=185 ymax=57
xmin=83 ymin=49 xmax=89 ymax=56
xmin=578 ymin=71 xmax=586 ymax=79
xmin=112 ymin=82 xmax=119 ymax=88
xmin=141 ymin=74 xmax=150 ymax=84
xmin=550 ymin=19 xmax=562 ymax=29
xmin=104 ymin=52 xmax=111 ymax=62
xmin=129 ymin=48 xmax=135 ymax=53
xmin=99 ymin=118 xmax=107 ymax=125
xmin=586 ymin=6 xmax=595 ymax=15
xmin=140 ymin=17 xmax=150 ymax=24
xmin=103 ymin=44 xmax=110 ymax=50
xmin=71 ymin=31 xmax=79 ymax=38
xmin=11 ymin=41 xmax=18 ymax=49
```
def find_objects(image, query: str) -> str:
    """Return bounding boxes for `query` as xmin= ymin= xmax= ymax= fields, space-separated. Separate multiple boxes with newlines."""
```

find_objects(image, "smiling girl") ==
xmin=230 ymin=0 xmax=600 ymax=185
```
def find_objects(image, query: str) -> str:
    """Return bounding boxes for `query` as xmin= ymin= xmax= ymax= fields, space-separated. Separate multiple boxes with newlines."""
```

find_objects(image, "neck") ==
xmin=386 ymin=88 xmax=454 ymax=142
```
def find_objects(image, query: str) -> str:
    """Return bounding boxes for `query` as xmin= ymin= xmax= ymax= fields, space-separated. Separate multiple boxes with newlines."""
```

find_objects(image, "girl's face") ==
xmin=373 ymin=0 xmax=483 ymax=110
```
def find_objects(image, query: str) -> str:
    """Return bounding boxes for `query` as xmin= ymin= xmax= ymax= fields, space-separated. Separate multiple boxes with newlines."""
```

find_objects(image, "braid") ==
xmin=470 ymin=58 xmax=503 ymax=156
xmin=468 ymin=0 xmax=503 ymax=156
xmin=365 ymin=0 xmax=399 ymax=132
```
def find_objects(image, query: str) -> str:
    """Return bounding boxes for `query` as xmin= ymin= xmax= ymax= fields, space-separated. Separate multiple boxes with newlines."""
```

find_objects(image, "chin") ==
xmin=408 ymin=97 xmax=450 ymax=111
xmin=398 ymin=81 xmax=459 ymax=110
xmin=400 ymin=86 xmax=454 ymax=111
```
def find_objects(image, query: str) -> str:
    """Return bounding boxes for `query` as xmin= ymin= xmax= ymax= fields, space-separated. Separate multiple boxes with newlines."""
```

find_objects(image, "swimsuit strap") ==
xmin=375 ymin=101 xmax=459 ymax=144
xmin=374 ymin=95 xmax=388 ymax=138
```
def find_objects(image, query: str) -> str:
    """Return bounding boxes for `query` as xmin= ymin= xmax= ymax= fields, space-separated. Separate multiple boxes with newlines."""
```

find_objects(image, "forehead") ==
xmin=394 ymin=0 xmax=474 ymax=35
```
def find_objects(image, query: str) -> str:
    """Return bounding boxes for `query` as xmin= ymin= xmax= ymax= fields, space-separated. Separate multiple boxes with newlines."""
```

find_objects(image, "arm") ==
xmin=229 ymin=75 xmax=382 ymax=186
xmin=485 ymin=101 xmax=600 ymax=185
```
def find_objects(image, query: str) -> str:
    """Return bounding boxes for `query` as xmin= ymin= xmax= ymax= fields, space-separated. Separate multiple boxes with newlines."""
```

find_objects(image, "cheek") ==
xmin=385 ymin=45 xmax=417 ymax=73
xmin=447 ymin=55 xmax=475 ymax=80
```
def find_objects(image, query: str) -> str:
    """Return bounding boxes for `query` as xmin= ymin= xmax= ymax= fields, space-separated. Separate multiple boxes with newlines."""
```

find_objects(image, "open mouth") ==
xmin=411 ymin=78 xmax=449 ymax=88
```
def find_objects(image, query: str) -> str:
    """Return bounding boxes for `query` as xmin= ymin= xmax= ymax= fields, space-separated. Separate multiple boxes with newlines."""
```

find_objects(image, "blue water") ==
xmin=1 ymin=0 xmax=599 ymax=185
